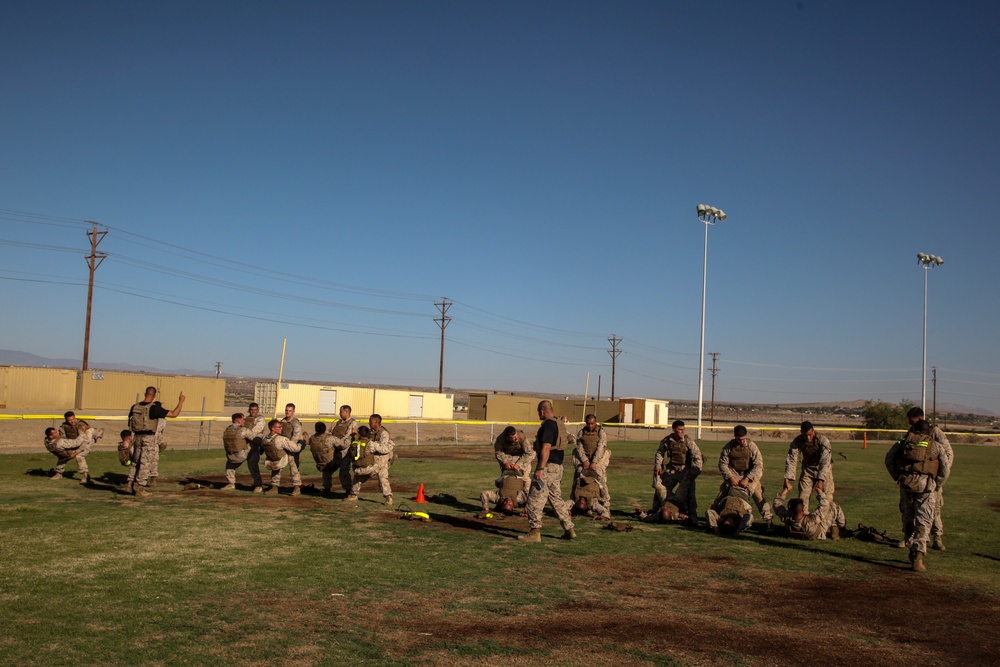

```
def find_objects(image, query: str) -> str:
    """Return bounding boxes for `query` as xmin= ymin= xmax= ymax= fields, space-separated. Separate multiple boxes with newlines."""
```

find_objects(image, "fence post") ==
xmin=196 ymin=396 xmax=206 ymax=449
xmin=415 ymin=422 xmax=420 ymax=446
xmin=490 ymin=423 xmax=494 ymax=444
xmin=455 ymin=423 xmax=458 ymax=445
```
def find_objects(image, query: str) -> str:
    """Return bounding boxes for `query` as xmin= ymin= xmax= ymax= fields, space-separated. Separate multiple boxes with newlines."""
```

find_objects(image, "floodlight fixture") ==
xmin=917 ymin=251 xmax=944 ymax=412
xmin=696 ymin=203 xmax=729 ymax=438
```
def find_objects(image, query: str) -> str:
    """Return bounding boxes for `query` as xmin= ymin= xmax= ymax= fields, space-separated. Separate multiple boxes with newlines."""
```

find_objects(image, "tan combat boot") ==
xmin=910 ymin=551 xmax=927 ymax=572
xmin=264 ymin=485 xmax=279 ymax=495
xmin=252 ymin=486 xmax=263 ymax=494
xmin=830 ymin=525 xmax=840 ymax=541
xmin=561 ymin=528 xmax=577 ymax=540
xmin=79 ymin=473 xmax=90 ymax=485
xmin=291 ymin=486 xmax=301 ymax=497
xmin=134 ymin=485 xmax=152 ymax=499
xmin=221 ymin=483 xmax=236 ymax=491
xmin=148 ymin=477 xmax=157 ymax=488
xmin=518 ymin=529 xmax=542 ymax=542
xmin=932 ymin=535 xmax=946 ymax=551
xmin=50 ymin=472 xmax=63 ymax=480
xmin=383 ymin=495 xmax=393 ymax=506
xmin=345 ymin=494 xmax=358 ymax=501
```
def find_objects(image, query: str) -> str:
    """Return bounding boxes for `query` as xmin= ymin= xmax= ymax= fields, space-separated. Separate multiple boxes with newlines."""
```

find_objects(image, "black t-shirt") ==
xmin=144 ymin=401 xmax=170 ymax=420
xmin=536 ymin=419 xmax=563 ymax=466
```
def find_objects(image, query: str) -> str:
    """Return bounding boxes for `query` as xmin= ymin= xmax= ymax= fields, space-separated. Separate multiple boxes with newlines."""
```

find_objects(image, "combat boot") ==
xmin=345 ymin=494 xmax=358 ymax=502
xmin=122 ymin=481 xmax=135 ymax=495
xmin=829 ymin=525 xmax=840 ymax=541
xmin=518 ymin=529 xmax=542 ymax=542
xmin=264 ymin=485 xmax=279 ymax=495
xmin=148 ymin=477 xmax=157 ymax=488
xmin=134 ymin=485 xmax=152 ymax=499
xmin=291 ymin=486 xmax=301 ymax=497
xmin=252 ymin=486 xmax=263 ymax=494
xmin=79 ymin=473 xmax=90 ymax=485
xmin=910 ymin=551 xmax=927 ymax=572
xmin=383 ymin=495 xmax=393 ymax=506
xmin=932 ymin=535 xmax=946 ymax=551
xmin=561 ymin=528 xmax=577 ymax=540
xmin=50 ymin=472 xmax=63 ymax=480
xmin=221 ymin=483 xmax=236 ymax=491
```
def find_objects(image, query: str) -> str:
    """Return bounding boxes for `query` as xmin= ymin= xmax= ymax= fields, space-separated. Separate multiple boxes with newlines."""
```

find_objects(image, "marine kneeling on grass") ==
xmin=44 ymin=421 xmax=99 ymax=484
xmin=346 ymin=422 xmax=395 ymax=505
xmin=261 ymin=418 xmax=302 ymax=496
xmin=480 ymin=469 xmax=531 ymax=518
xmin=570 ymin=468 xmax=611 ymax=520
xmin=773 ymin=493 xmax=847 ymax=541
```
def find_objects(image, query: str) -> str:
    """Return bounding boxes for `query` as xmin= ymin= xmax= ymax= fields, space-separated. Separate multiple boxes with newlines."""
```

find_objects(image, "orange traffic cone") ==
xmin=415 ymin=483 xmax=428 ymax=503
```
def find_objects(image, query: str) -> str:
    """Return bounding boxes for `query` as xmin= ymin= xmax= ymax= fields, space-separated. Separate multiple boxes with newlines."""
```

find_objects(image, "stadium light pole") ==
xmin=917 ymin=252 xmax=944 ymax=413
xmin=696 ymin=204 xmax=727 ymax=439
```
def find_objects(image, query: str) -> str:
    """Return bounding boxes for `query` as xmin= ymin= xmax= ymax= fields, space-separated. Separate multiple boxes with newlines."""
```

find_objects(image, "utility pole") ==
xmin=708 ymin=352 xmax=720 ymax=425
xmin=434 ymin=298 xmax=452 ymax=393
xmin=932 ymin=366 xmax=937 ymax=424
xmin=215 ymin=362 xmax=222 ymax=379
xmin=81 ymin=222 xmax=107 ymax=371
xmin=597 ymin=375 xmax=601 ymax=402
xmin=607 ymin=335 xmax=622 ymax=401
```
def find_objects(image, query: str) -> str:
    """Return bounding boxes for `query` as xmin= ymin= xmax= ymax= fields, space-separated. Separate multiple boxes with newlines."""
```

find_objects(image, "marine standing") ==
xmin=781 ymin=421 xmax=834 ymax=511
xmin=572 ymin=414 xmax=611 ymax=520
xmin=127 ymin=386 xmax=185 ymax=498
xmin=907 ymin=407 xmax=952 ymax=551
xmin=650 ymin=420 xmax=703 ymax=524
xmin=712 ymin=425 xmax=773 ymax=530
xmin=519 ymin=400 xmax=575 ymax=542
xmin=221 ymin=413 xmax=254 ymax=490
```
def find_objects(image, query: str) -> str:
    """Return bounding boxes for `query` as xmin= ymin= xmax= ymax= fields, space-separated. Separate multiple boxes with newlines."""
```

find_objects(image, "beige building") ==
xmin=467 ymin=392 xmax=622 ymax=424
xmin=254 ymin=382 xmax=453 ymax=420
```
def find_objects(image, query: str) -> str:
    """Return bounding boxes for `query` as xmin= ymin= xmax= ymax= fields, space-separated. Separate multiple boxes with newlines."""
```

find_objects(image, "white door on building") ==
xmin=624 ymin=403 xmax=633 ymax=424
xmin=408 ymin=394 xmax=423 ymax=418
xmin=319 ymin=389 xmax=338 ymax=415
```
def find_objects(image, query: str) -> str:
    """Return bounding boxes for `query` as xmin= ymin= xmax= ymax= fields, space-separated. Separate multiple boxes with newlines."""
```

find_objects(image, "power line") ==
xmin=608 ymin=335 xmax=622 ymax=401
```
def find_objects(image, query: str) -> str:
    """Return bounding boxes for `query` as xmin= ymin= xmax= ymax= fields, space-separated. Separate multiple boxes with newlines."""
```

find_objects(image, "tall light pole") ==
xmin=917 ymin=252 xmax=944 ymax=413
xmin=696 ymin=204 xmax=727 ymax=438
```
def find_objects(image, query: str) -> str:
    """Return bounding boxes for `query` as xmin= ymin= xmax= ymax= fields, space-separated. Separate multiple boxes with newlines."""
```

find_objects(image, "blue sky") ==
xmin=2 ymin=1 xmax=999 ymax=413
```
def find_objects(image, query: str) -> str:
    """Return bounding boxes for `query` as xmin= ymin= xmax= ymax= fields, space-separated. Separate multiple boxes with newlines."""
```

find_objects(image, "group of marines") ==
xmin=43 ymin=392 xmax=953 ymax=571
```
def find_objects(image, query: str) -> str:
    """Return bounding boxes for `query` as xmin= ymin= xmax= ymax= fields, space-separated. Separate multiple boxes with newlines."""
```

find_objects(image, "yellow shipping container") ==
xmin=76 ymin=371 xmax=224 ymax=413
xmin=0 ymin=366 xmax=77 ymax=410
xmin=254 ymin=382 xmax=451 ymax=420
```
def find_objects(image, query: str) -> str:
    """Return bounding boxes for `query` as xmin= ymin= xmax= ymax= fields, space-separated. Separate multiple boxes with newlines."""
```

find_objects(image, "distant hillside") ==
xmin=0 ymin=350 xmax=218 ymax=378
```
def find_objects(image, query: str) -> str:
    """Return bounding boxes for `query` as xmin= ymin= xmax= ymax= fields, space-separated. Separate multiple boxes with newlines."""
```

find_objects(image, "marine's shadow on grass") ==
xmin=25 ymin=468 xmax=53 ymax=477
xmin=428 ymin=512 xmax=523 ymax=539
xmin=740 ymin=533 xmax=912 ymax=570
xmin=973 ymin=552 xmax=1000 ymax=562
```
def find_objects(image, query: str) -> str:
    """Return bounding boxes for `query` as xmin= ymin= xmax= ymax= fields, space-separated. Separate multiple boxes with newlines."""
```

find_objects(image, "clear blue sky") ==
xmin=2 ymin=1 xmax=998 ymax=413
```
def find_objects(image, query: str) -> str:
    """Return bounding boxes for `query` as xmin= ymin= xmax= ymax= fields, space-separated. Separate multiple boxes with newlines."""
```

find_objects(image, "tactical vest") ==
xmin=331 ymin=421 xmax=351 ymax=439
xmin=61 ymin=421 xmax=79 ymax=440
xmin=579 ymin=428 xmax=602 ymax=458
xmin=900 ymin=440 xmax=939 ymax=477
xmin=222 ymin=426 xmax=246 ymax=454
xmin=721 ymin=493 xmax=749 ymax=519
xmin=666 ymin=436 xmax=688 ymax=467
xmin=728 ymin=444 xmax=751 ymax=474
xmin=352 ymin=440 xmax=375 ymax=469
xmin=309 ymin=434 xmax=335 ymax=466
xmin=800 ymin=437 xmax=822 ymax=468
xmin=280 ymin=420 xmax=293 ymax=439
xmin=117 ymin=442 xmax=132 ymax=467
xmin=787 ymin=521 xmax=809 ymax=540
xmin=499 ymin=471 xmax=527 ymax=501
xmin=129 ymin=402 xmax=156 ymax=434
xmin=573 ymin=472 xmax=602 ymax=501
xmin=261 ymin=437 xmax=285 ymax=462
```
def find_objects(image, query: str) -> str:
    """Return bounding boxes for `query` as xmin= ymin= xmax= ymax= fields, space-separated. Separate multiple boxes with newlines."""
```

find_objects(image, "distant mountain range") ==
xmin=0 ymin=350 xmax=219 ymax=377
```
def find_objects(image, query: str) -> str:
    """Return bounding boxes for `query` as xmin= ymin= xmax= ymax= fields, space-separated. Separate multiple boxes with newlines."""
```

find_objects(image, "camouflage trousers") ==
xmin=932 ymin=487 xmax=945 ymax=537
xmin=351 ymin=462 xmax=391 ymax=497
xmin=526 ymin=463 xmax=574 ymax=531
xmin=797 ymin=473 xmax=835 ymax=512
xmin=225 ymin=444 xmax=263 ymax=487
xmin=654 ymin=467 xmax=698 ymax=517
xmin=130 ymin=435 xmax=159 ymax=488
xmin=267 ymin=453 xmax=301 ymax=488
xmin=337 ymin=456 xmax=354 ymax=493
xmin=714 ymin=480 xmax=773 ymax=522
xmin=900 ymin=488 xmax=937 ymax=554
xmin=52 ymin=441 xmax=92 ymax=475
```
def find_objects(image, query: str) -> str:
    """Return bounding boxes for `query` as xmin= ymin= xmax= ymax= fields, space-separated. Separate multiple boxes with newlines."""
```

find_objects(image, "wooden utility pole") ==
xmin=81 ymin=222 xmax=107 ymax=371
xmin=607 ymin=335 xmax=622 ymax=401
xmin=215 ymin=362 xmax=222 ymax=379
xmin=435 ymin=298 xmax=452 ymax=393
xmin=709 ymin=352 xmax=720 ymax=425
xmin=932 ymin=366 xmax=938 ymax=424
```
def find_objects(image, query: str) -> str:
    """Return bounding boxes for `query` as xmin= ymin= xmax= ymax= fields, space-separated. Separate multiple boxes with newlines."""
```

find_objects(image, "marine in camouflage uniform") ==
xmin=347 ymin=419 xmax=394 ymax=504
xmin=651 ymin=420 xmax=703 ymax=522
xmin=706 ymin=486 xmax=754 ymax=536
xmin=127 ymin=387 xmax=185 ymax=497
xmin=519 ymin=401 xmax=575 ymax=542
xmin=906 ymin=407 xmax=953 ymax=551
xmin=242 ymin=403 xmax=268 ymax=493
xmin=782 ymin=421 xmax=834 ymax=512
xmin=280 ymin=403 xmax=305 ymax=479
xmin=481 ymin=427 xmax=535 ymax=515
xmin=713 ymin=425 xmax=773 ymax=526
xmin=262 ymin=418 xmax=301 ymax=495
xmin=572 ymin=414 xmax=611 ymax=520
xmin=885 ymin=419 xmax=950 ymax=571
xmin=773 ymin=493 xmax=846 ymax=540
xmin=306 ymin=421 xmax=342 ymax=494
xmin=480 ymin=470 xmax=531 ymax=515
xmin=44 ymin=423 xmax=94 ymax=483
xmin=221 ymin=413 xmax=255 ymax=490
xmin=330 ymin=405 xmax=358 ymax=494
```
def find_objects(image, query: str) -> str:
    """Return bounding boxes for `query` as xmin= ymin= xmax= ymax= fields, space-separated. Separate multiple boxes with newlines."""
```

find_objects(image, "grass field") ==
xmin=2 ymin=438 xmax=999 ymax=666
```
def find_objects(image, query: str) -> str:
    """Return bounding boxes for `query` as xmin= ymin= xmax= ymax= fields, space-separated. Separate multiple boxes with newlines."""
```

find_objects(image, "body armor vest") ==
xmin=352 ymin=440 xmax=375 ymax=469
xmin=129 ymin=402 xmax=156 ymax=434
xmin=666 ymin=436 xmax=688 ymax=467
xmin=331 ymin=421 xmax=351 ymax=438
xmin=309 ymin=434 xmax=335 ymax=466
xmin=499 ymin=471 xmax=527 ymax=501
xmin=721 ymin=487 xmax=751 ymax=518
xmin=900 ymin=440 xmax=939 ymax=477
xmin=501 ymin=434 xmax=525 ymax=456
xmin=261 ymin=437 xmax=285 ymax=462
xmin=61 ymin=421 xmax=79 ymax=440
xmin=573 ymin=470 xmax=602 ymax=500
xmin=728 ymin=445 xmax=751 ymax=474
xmin=280 ymin=420 xmax=293 ymax=439
xmin=800 ymin=437 xmax=822 ymax=468
xmin=579 ymin=428 xmax=601 ymax=457
xmin=222 ymin=425 xmax=246 ymax=454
